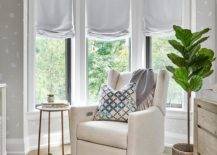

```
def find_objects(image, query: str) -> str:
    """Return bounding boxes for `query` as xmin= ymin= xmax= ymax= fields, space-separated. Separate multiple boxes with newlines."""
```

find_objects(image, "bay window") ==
xmin=27 ymin=0 xmax=189 ymax=110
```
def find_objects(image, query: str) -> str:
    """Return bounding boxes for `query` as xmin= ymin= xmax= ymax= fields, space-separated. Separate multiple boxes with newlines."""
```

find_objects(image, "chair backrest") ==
xmin=107 ymin=70 xmax=169 ymax=115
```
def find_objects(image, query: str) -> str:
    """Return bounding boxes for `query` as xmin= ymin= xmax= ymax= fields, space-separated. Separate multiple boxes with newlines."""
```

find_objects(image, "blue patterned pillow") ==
xmin=94 ymin=83 xmax=137 ymax=122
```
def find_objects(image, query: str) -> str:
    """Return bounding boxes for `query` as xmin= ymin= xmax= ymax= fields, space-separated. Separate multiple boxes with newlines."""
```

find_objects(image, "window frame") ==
xmin=145 ymin=36 xmax=152 ymax=68
xmin=65 ymin=38 xmax=72 ymax=103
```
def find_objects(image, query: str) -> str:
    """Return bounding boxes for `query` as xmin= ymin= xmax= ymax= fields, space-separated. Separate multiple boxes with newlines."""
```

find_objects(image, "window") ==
xmin=35 ymin=35 xmax=71 ymax=104
xmin=148 ymin=35 xmax=185 ymax=109
xmin=87 ymin=38 xmax=130 ymax=104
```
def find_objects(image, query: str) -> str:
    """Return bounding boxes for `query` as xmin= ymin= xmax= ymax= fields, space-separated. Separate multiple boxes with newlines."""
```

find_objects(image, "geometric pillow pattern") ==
xmin=94 ymin=83 xmax=137 ymax=122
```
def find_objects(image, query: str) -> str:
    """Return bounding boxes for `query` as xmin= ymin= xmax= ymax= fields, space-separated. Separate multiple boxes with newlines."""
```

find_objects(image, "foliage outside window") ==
xmin=35 ymin=36 xmax=67 ymax=104
xmin=152 ymin=36 xmax=185 ymax=108
xmin=87 ymin=38 xmax=130 ymax=104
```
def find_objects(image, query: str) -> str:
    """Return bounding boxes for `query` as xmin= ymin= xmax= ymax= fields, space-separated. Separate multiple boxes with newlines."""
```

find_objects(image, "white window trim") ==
xmin=27 ymin=0 xmax=36 ymax=112
xmin=71 ymin=0 xmax=87 ymax=106
xmin=130 ymin=0 xmax=146 ymax=70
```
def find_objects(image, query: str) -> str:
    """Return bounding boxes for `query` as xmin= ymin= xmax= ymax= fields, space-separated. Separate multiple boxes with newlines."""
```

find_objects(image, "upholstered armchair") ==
xmin=69 ymin=70 xmax=169 ymax=155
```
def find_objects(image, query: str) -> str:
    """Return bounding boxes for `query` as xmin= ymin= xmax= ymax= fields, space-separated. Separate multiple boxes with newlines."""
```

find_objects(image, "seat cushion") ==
xmin=77 ymin=121 xmax=128 ymax=149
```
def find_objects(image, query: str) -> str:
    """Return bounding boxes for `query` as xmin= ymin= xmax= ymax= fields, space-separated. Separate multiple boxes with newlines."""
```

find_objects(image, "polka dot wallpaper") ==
xmin=0 ymin=0 xmax=24 ymax=139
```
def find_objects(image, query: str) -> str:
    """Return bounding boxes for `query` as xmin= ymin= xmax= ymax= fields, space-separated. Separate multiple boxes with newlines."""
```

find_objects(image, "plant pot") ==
xmin=172 ymin=143 xmax=193 ymax=155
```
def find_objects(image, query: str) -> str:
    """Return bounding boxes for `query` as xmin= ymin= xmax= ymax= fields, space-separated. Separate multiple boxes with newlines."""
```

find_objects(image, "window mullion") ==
xmin=65 ymin=38 xmax=72 ymax=103
xmin=131 ymin=0 xmax=145 ymax=70
xmin=146 ymin=36 xmax=152 ymax=68
xmin=73 ymin=0 xmax=86 ymax=105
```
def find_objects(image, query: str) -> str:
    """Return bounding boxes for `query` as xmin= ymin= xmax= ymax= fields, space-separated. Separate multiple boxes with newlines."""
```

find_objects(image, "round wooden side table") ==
xmin=36 ymin=103 xmax=70 ymax=155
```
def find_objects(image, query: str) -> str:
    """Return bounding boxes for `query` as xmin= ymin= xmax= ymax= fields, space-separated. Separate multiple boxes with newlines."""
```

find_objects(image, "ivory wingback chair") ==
xmin=70 ymin=70 xmax=169 ymax=155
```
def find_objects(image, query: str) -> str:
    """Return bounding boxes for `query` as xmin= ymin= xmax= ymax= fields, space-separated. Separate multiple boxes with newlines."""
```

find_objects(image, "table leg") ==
xmin=61 ymin=111 xmax=64 ymax=155
xmin=37 ymin=110 xmax=42 ymax=155
xmin=48 ymin=112 xmax=51 ymax=154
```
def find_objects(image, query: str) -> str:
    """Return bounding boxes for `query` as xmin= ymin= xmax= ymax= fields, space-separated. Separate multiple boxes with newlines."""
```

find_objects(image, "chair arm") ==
xmin=127 ymin=106 xmax=165 ymax=155
xmin=70 ymin=105 xmax=98 ymax=123
xmin=69 ymin=105 xmax=98 ymax=155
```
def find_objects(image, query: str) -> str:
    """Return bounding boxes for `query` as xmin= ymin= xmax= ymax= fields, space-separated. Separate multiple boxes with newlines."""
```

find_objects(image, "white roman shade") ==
xmin=36 ymin=0 xmax=74 ymax=38
xmin=144 ymin=0 xmax=183 ymax=36
xmin=86 ymin=0 xmax=130 ymax=38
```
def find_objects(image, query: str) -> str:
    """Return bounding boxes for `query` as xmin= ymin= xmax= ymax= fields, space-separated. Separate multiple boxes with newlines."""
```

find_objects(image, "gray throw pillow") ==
xmin=94 ymin=83 xmax=137 ymax=122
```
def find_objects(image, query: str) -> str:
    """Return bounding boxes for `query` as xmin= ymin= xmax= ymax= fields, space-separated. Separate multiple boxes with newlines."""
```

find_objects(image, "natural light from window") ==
xmin=35 ymin=36 xmax=67 ymax=104
xmin=87 ymin=38 xmax=130 ymax=104
xmin=152 ymin=36 xmax=185 ymax=109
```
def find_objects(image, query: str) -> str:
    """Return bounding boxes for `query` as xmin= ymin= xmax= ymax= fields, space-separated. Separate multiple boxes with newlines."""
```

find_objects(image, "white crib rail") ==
xmin=0 ymin=84 xmax=6 ymax=155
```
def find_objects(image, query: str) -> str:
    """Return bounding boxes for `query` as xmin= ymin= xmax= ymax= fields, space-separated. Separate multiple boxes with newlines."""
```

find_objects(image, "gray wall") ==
xmin=0 ymin=0 xmax=24 ymax=139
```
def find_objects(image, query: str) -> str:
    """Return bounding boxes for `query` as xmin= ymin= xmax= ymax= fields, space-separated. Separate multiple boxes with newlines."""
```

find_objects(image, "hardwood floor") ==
xmin=28 ymin=145 xmax=172 ymax=155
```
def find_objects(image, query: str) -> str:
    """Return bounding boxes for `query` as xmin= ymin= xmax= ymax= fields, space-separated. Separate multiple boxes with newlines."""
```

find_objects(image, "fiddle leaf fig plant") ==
xmin=166 ymin=25 xmax=215 ymax=146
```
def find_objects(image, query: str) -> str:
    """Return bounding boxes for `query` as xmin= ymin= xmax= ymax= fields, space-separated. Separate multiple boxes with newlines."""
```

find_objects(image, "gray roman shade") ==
xmin=86 ymin=0 xmax=130 ymax=38
xmin=36 ymin=0 xmax=74 ymax=38
xmin=144 ymin=0 xmax=182 ymax=36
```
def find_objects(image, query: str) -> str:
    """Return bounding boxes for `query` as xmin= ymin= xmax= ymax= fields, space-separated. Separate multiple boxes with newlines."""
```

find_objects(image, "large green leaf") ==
xmin=190 ymin=62 xmax=211 ymax=77
xmin=167 ymin=53 xmax=186 ymax=67
xmin=203 ymin=70 xmax=214 ymax=78
xmin=191 ymin=28 xmax=210 ymax=43
xmin=197 ymin=63 xmax=213 ymax=78
xmin=173 ymin=67 xmax=188 ymax=81
xmin=188 ymin=37 xmax=209 ymax=51
xmin=172 ymin=68 xmax=190 ymax=92
xmin=173 ymin=76 xmax=190 ymax=92
xmin=189 ymin=48 xmax=215 ymax=71
xmin=189 ymin=54 xmax=211 ymax=68
xmin=189 ymin=67 xmax=203 ymax=78
xmin=198 ymin=48 xmax=215 ymax=61
xmin=166 ymin=66 xmax=175 ymax=73
xmin=173 ymin=25 xmax=193 ymax=47
xmin=189 ymin=45 xmax=201 ymax=61
xmin=168 ymin=40 xmax=187 ymax=57
xmin=190 ymin=75 xmax=202 ymax=92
